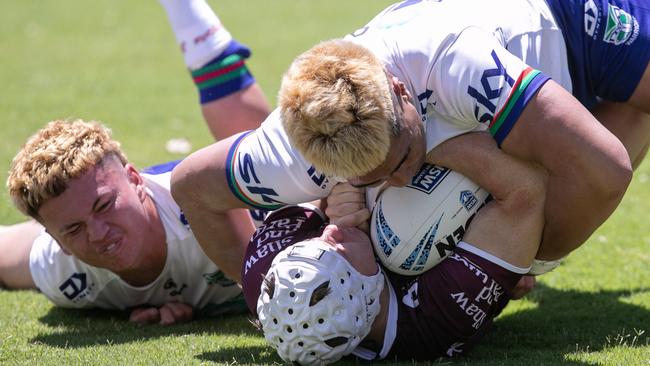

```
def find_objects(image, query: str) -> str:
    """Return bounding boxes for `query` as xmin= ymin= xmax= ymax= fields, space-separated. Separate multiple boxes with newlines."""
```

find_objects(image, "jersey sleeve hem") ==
xmin=225 ymin=131 xmax=285 ymax=210
xmin=489 ymin=68 xmax=550 ymax=145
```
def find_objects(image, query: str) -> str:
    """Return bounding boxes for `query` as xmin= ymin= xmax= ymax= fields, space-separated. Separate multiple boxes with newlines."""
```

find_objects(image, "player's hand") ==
xmin=129 ymin=302 xmax=194 ymax=325
xmin=510 ymin=275 xmax=536 ymax=300
xmin=325 ymin=183 xmax=371 ymax=231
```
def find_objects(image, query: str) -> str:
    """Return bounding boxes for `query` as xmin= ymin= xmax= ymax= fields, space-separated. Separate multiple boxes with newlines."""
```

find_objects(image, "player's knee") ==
xmin=597 ymin=147 xmax=632 ymax=205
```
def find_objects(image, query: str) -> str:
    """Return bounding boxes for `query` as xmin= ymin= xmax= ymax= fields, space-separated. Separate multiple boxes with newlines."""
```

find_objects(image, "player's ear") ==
xmin=125 ymin=164 xmax=146 ymax=201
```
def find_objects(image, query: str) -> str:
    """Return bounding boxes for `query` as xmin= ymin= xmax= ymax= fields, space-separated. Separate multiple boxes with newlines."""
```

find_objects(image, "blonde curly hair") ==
xmin=6 ymin=119 xmax=127 ymax=219
xmin=279 ymin=39 xmax=398 ymax=178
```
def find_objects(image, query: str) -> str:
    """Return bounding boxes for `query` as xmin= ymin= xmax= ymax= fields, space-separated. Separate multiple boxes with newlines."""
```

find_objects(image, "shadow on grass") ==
xmin=196 ymin=346 xmax=280 ymax=364
xmin=31 ymin=284 xmax=649 ymax=365
xmin=32 ymin=309 xmax=259 ymax=348
xmin=468 ymin=283 xmax=650 ymax=365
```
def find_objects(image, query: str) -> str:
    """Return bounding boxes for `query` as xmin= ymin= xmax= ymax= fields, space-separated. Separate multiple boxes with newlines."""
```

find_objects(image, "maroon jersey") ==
xmin=241 ymin=205 xmax=326 ymax=314
xmin=242 ymin=205 xmax=523 ymax=360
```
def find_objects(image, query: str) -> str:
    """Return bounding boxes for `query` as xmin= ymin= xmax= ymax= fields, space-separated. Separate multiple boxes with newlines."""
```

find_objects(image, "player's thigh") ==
xmin=0 ymin=221 xmax=41 ymax=289
xmin=628 ymin=62 xmax=650 ymax=114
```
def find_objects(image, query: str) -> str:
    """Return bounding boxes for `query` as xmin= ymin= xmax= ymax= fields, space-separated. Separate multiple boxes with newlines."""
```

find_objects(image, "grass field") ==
xmin=1 ymin=1 xmax=649 ymax=365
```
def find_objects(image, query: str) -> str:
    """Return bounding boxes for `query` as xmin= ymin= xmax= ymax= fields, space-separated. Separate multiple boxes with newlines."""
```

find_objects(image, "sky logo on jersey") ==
xmin=460 ymin=190 xmax=478 ymax=212
xmin=225 ymin=131 xmax=285 ymax=210
xmin=408 ymin=164 xmax=450 ymax=194
xmin=467 ymin=50 xmax=515 ymax=124
xmin=603 ymin=4 xmax=639 ymax=45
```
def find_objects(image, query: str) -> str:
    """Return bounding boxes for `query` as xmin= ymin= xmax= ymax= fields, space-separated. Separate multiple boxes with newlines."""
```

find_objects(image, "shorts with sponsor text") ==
xmin=386 ymin=246 xmax=523 ymax=360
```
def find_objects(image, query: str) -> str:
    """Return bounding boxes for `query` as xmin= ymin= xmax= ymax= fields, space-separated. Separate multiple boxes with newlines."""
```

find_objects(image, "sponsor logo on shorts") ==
xmin=460 ymin=190 xmax=478 ymax=211
xmin=402 ymin=280 xmax=420 ymax=308
xmin=603 ymin=4 xmax=639 ymax=45
xmin=408 ymin=164 xmax=450 ymax=194
xmin=446 ymin=342 xmax=465 ymax=357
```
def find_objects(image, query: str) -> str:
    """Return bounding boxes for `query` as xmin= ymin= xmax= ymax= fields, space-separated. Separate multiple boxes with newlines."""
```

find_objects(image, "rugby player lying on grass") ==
xmin=0 ymin=1 xmax=270 ymax=324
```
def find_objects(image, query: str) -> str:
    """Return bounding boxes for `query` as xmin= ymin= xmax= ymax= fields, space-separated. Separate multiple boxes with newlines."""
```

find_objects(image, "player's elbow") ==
xmin=502 ymin=165 xmax=548 ymax=217
xmin=170 ymin=161 xmax=195 ymax=210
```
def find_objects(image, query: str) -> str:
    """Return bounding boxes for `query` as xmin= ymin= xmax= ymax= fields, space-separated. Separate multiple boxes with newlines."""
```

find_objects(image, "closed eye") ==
xmin=63 ymin=223 xmax=82 ymax=237
xmin=94 ymin=197 xmax=114 ymax=214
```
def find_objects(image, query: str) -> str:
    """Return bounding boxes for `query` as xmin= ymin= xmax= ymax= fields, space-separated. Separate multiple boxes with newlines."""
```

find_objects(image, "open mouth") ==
xmin=102 ymin=238 xmax=122 ymax=255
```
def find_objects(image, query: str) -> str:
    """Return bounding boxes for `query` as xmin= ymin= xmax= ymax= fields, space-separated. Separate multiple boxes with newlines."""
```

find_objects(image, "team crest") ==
xmin=603 ymin=4 xmax=639 ymax=45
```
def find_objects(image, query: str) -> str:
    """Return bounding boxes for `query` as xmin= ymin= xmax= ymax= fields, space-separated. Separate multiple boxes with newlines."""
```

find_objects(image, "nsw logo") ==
xmin=460 ymin=190 xmax=478 ymax=211
xmin=408 ymin=164 xmax=450 ymax=194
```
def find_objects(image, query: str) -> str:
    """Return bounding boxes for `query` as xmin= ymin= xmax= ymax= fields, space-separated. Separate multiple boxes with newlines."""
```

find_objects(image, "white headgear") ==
xmin=257 ymin=240 xmax=385 ymax=365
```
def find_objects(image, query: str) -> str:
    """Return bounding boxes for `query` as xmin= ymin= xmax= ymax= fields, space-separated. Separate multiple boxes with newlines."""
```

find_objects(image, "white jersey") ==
xmin=29 ymin=168 xmax=244 ymax=313
xmin=226 ymin=0 xmax=567 ymax=209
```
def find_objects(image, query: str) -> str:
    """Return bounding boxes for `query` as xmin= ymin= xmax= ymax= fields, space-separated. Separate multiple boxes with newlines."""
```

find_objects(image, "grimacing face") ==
xmin=37 ymin=157 xmax=165 ymax=284
xmin=347 ymin=76 xmax=425 ymax=188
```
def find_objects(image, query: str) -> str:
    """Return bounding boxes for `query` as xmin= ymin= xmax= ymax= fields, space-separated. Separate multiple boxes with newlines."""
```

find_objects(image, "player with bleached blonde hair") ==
xmin=280 ymin=39 xmax=401 ymax=179
xmin=172 ymin=0 xmax=649 ymax=289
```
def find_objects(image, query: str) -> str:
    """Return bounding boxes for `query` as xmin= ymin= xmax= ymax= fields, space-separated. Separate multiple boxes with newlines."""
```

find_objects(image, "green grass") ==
xmin=1 ymin=0 xmax=649 ymax=365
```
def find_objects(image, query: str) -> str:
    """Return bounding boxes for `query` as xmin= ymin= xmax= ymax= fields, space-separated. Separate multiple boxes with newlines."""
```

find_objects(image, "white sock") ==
xmin=159 ymin=0 xmax=232 ymax=70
